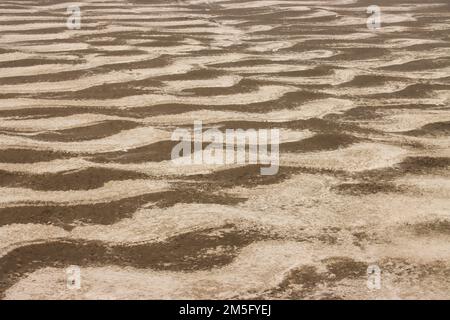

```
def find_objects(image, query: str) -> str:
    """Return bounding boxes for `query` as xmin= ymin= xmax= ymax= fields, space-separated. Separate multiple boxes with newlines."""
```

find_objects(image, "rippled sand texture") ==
xmin=0 ymin=0 xmax=449 ymax=300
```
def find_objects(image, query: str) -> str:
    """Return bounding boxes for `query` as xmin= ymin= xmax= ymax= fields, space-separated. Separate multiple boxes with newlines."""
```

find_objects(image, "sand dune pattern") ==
xmin=0 ymin=0 xmax=449 ymax=300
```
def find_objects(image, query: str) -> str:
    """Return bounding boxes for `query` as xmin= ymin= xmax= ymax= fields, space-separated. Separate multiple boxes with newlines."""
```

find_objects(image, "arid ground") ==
xmin=0 ymin=0 xmax=449 ymax=300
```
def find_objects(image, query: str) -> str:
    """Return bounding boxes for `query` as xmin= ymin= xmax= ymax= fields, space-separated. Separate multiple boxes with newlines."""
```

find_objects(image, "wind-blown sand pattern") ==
xmin=0 ymin=0 xmax=449 ymax=300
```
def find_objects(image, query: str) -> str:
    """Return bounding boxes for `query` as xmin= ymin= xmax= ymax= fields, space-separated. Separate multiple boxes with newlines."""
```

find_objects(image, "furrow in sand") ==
xmin=1 ymin=119 xmax=140 ymax=142
xmin=0 ymin=126 xmax=171 ymax=153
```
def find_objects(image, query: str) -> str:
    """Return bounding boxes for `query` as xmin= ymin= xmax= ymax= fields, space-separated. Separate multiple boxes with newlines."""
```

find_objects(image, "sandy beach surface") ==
xmin=0 ymin=0 xmax=449 ymax=300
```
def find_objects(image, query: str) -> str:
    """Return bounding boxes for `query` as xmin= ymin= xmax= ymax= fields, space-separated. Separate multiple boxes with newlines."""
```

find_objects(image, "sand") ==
xmin=0 ymin=0 xmax=449 ymax=300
